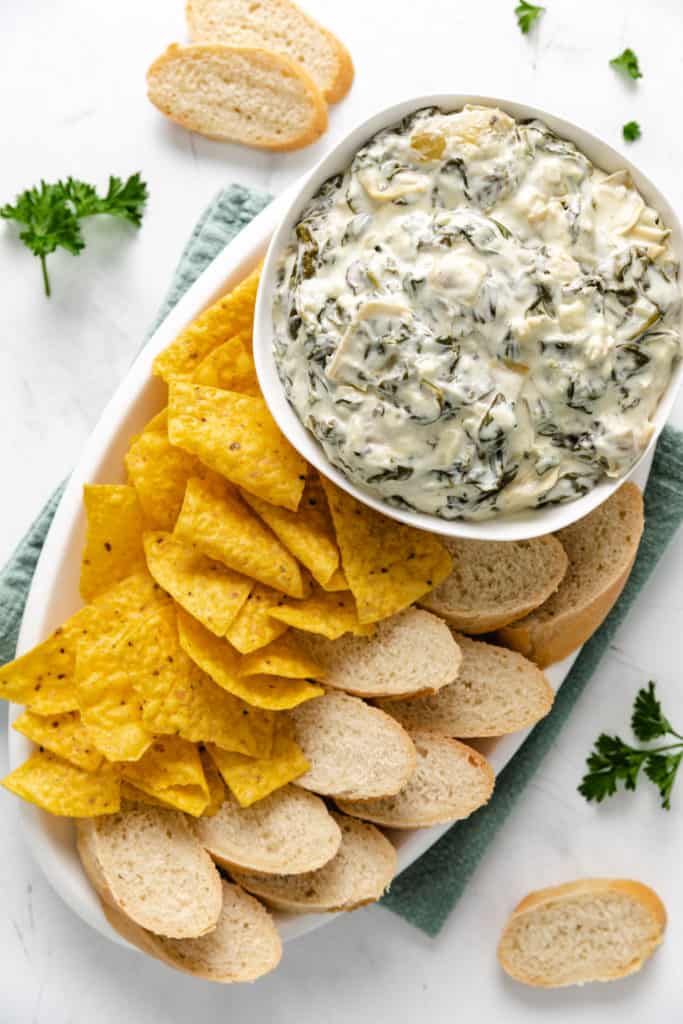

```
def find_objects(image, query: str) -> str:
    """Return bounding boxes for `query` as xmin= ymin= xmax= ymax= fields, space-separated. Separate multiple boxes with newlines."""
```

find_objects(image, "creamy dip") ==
xmin=272 ymin=105 xmax=681 ymax=520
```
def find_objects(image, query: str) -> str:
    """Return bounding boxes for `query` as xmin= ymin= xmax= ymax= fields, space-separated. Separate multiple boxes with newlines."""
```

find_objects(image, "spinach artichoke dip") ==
xmin=272 ymin=105 xmax=681 ymax=520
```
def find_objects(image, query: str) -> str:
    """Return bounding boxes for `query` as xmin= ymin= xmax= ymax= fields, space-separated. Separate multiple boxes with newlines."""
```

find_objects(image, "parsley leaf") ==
xmin=578 ymin=734 xmax=648 ymax=803
xmin=515 ymin=1 xmax=545 ymax=34
xmin=632 ymin=681 xmax=672 ymax=741
xmin=622 ymin=121 xmax=642 ymax=142
xmin=610 ymin=48 xmax=643 ymax=80
xmin=1 ymin=173 xmax=148 ymax=296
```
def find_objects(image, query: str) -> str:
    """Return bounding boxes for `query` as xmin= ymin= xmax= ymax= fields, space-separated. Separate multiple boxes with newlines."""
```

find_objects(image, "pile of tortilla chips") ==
xmin=0 ymin=262 xmax=451 ymax=820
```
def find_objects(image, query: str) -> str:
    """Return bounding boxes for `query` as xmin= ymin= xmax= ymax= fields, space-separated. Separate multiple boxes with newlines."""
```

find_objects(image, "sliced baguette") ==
xmin=295 ymin=608 xmax=461 ymax=700
xmin=147 ymin=44 xmax=328 ymax=151
xmin=194 ymin=785 xmax=341 ymax=875
xmin=77 ymin=806 xmax=222 ymax=939
xmin=290 ymin=690 xmax=416 ymax=799
xmin=231 ymin=812 xmax=396 ymax=912
xmin=498 ymin=878 xmax=667 ymax=988
xmin=102 ymin=880 xmax=282 ymax=983
xmin=376 ymin=634 xmax=553 ymax=737
xmin=497 ymin=482 xmax=644 ymax=667
xmin=419 ymin=535 xmax=567 ymax=634
xmin=336 ymin=730 xmax=494 ymax=829
xmin=186 ymin=0 xmax=354 ymax=103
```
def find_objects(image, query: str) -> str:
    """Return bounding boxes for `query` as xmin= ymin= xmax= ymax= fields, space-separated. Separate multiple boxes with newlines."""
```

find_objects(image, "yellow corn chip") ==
xmin=144 ymin=531 xmax=252 ymax=635
xmin=168 ymin=383 xmax=307 ymax=512
xmin=174 ymin=475 xmax=304 ymax=597
xmin=320 ymin=479 xmax=452 ymax=623
xmin=238 ymin=633 xmax=324 ymax=680
xmin=207 ymin=718 xmax=309 ymax=808
xmin=125 ymin=427 xmax=198 ymax=531
xmin=140 ymin=408 xmax=169 ymax=433
xmin=225 ymin=583 xmax=290 ymax=654
xmin=2 ymin=751 xmax=120 ymax=817
xmin=193 ymin=333 xmax=260 ymax=395
xmin=120 ymin=736 xmax=209 ymax=817
xmin=152 ymin=264 xmax=261 ymax=382
xmin=240 ymin=476 xmax=339 ymax=586
xmin=12 ymin=710 xmax=103 ymax=773
xmin=200 ymin=748 xmax=226 ymax=815
xmin=120 ymin=781 xmax=171 ymax=808
xmin=177 ymin=608 xmax=322 ymax=710
xmin=268 ymin=587 xmax=369 ymax=639
xmin=126 ymin=605 xmax=274 ymax=756
xmin=321 ymin=567 xmax=348 ymax=591
xmin=80 ymin=485 xmax=147 ymax=600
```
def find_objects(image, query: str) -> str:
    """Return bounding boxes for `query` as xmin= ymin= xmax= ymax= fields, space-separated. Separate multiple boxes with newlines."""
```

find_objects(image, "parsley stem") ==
xmin=40 ymin=254 xmax=51 ymax=297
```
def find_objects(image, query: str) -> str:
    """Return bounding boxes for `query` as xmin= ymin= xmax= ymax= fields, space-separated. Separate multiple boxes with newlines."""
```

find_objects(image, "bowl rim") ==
xmin=253 ymin=93 xmax=683 ymax=540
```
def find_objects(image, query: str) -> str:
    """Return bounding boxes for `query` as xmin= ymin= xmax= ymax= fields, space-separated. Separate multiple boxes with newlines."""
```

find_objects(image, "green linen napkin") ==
xmin=1 ymin=184 xmax=682 ymax=939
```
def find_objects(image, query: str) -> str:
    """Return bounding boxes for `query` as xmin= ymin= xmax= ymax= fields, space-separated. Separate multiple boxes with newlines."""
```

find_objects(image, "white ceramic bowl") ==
xmin=254 ymin=94 xmax=683 ymax=541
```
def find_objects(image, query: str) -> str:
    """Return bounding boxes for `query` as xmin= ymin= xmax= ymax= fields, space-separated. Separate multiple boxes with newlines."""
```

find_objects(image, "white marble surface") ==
xmin=2 ymin=0 xmax=683 ymax=1019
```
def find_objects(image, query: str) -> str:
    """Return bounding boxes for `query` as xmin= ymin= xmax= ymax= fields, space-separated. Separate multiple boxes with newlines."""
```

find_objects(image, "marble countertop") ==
xmin=2 ymin=0 xmax=683 ymax=1019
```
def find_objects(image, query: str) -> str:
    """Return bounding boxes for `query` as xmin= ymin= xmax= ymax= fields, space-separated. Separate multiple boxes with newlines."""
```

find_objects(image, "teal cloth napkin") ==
xmin=1 ymin=184 xmax=682 ymax=939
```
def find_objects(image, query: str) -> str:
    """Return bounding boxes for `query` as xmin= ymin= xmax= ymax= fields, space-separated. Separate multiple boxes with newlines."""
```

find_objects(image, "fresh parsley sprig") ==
xmin=623 ymin=120 xmax=642 ymax=142
xmin=1 ymin=173 xmax=148 ymax=297
xmin=515 ymin=1 xmax=545 ymax=34
xmin=610 ymin=48 xmax=643 ymax=80
xmin=580 ymin=682 xmax=683 ymax=810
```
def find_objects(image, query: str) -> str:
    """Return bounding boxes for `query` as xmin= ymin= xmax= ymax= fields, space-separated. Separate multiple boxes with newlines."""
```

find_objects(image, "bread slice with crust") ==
xmin=102 ymin=880 xmax=282 ymax=983
xmin=194 ymin=785 xmax=341 ymax=875
xmin=336 ymin=731 xmax=494 ymax=829
xmin=420 ymin=535 xmax=567 ymax=634
xmin=231 ymin=813 xmax=396 ymax=912
xmin=497 ymin=483 xmax=644 ymax=667
xmin=77 ymin=805 xmax=222 ymax=939
xmin=376 ymin=634 xmax=553 ymax=737
xmin=498 ymin=878 xmax=667 ymax=988
xmin=290 ymin=690 xmax=416 ymax=799
xmin=147 ymin=44 xmax=328 ymax=151
xmin=295 ymin=608 xmax=461 ymax=700
xmin=186 ymin=0 xmax=354 ymax=103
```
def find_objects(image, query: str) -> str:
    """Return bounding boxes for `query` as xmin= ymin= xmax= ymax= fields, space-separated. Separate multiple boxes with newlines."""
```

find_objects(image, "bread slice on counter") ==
xmin=102 ymin=880 xmax=282 ymax=983
xmin=290 ymin=690 xmax=416 ymax=799
xmin=497 ymin=482 xmax=644 ymax=667
xmin=336 ymin=731 xmax=494 ymax=829
xmin=186 ymin=0 xmax=354 ymax=103
xmin=231 ymin=813 xmax=396 ymax=912
xmin=194 ymin=785 xmax=341 ymax=875
xmin=498 ymin=878 xmax=667 ymax=988
xmin=376 ymin=633 xmax=553 ymax=737
xmin=295 ymin=608 xmax=461 ymax=700
xmin=77 ymin=806 xmax=222 ymax=939
xmin=420 ymin=535 xmax=567 ymax=634
xmin=147 ymin=43 xmax=328 ymax=150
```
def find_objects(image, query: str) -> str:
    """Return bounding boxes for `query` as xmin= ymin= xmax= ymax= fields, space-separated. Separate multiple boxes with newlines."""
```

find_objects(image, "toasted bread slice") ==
xmin=77 ymin=805 xmax=222 ymax=938
xmin=290 ymin=690 xmax=416 ymax=799
xmin=376 ymin=634 xmax=553 ymax=737
xmin=497 ymin=483 xmax=644 ymax=667
xmin=498 ymin=878 xmax=666 ymax=988
xmin=194 ymin=785 xmax=341 ymax=875
xmin=296 ymin=608 xmax=461 ymax=700
xmin=186 ymin=0 xmax=354 ymax=103
xmin=336 ymin=731 xmax=494 ymax=829
xmin=231 ymin=813 xmax=396 ymax=912
xmin=102 ymin=880 xmax=282 ymax=982
xmin=147 ymin=44 xmax=328 ymax=151
xmin=420 ymin=535 xmax=567 ymax=634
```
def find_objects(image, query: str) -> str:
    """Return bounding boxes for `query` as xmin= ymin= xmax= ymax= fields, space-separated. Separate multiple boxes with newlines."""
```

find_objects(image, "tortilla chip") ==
xmin=174 ymin=475 xmax=304 ymax=597
xmin=80 ymin=485 xmax=147 ymax=600
xmin=225 ymin=583 xmax=290 ymax=654
xmin=238 ymin=633 xmax=323 ymax=680
xmin=119 ymin=781 xmax=171 ymax=808
xmin=193 ymin=333 xmax=260 ymax=395
xmin=320 ymin=478 xmax=452 ymax=623
xmin=152 ymin=263 xmax=261 ymax=382
xmin=177 ymin=608 xmax=322 ymax=710
xmin=207 ymin=718 xmax=309 ymax=808
xmin=200 ymin=748 xmax=226 ymax=815
xmin=144 ymin=531 xmax=252 ymax=635
xmin=125 ymin=426 xmax=198 ymax=531
xmin=120 ymin=736 xmax=209 ymax=817
xmin=240 ymin=476 xmax=339 ymax=586
xmin=12 ymin=710 xmax=103 ymax=772
xmin=126 ymin=604 xmax=274 ymax=756
xmin=168 ymin=383 xmax=306 ymax=512
xmin=320 ymin=567 xmax=348 ymax=591
xmin=140 ymin=408 xmax=169 ymax=434
xmin=2 ymin=751 xmax=120 ymax=816
xmin=268 ymin=587 xmax=371 ymax=640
